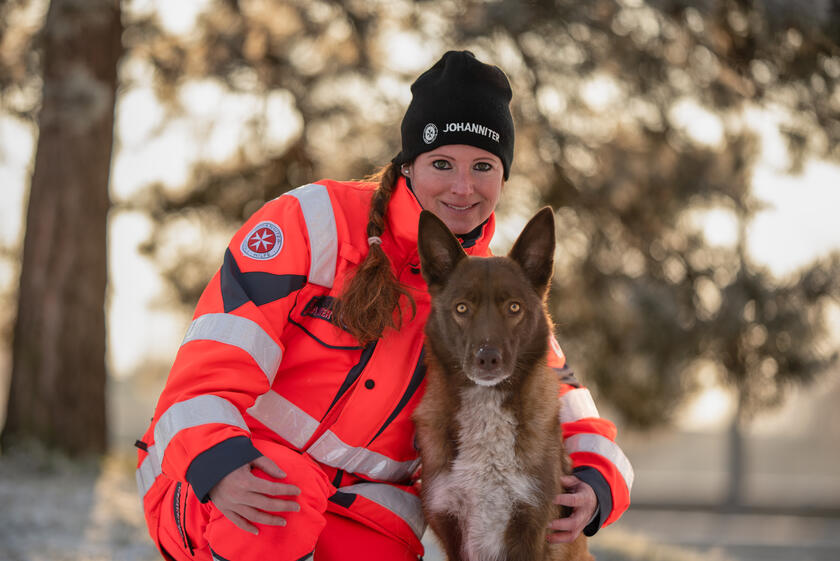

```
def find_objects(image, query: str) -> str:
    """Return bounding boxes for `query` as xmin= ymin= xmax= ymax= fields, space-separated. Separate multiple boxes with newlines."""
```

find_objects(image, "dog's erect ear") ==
xmin=418 ymin=210 xmax=468 ymax=290
xmin=508 ymin=207 xmax=556 ymax=297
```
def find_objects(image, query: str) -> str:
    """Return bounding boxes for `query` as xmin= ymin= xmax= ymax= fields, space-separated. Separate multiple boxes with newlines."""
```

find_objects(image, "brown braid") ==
xmin=335 ymin=162 xmax=417 ymax=345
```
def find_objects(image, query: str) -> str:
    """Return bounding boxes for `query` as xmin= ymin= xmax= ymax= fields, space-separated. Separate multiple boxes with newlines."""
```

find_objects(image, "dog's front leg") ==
xmin=427 ymin=511 xmax=464 ymax=561
xmin=503 ymin=503 xmax=551 ymax=561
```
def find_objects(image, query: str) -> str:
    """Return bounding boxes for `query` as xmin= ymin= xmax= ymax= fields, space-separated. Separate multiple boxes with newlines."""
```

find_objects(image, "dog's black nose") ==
xmin=475 ymin=346 xmax=502 ymax=370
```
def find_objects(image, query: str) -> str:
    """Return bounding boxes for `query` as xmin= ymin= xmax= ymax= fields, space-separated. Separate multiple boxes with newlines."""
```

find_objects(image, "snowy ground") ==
xmin=0 ymin=447 xmax=158 ymax=561
xmin=1 ymin=446 xmax=837 ymax=561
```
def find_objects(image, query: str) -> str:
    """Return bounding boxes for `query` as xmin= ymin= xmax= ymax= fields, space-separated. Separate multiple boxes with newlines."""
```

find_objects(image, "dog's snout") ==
xmin=475 ymin=346 xmax=502 ymax=370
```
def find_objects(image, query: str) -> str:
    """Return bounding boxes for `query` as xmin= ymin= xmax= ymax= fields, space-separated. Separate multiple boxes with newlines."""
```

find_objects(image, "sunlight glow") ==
xmin=580 ymin=73 xmax=622 ymax=111
xmin=127 ymin=0 xmax=210 ymax=36
xmin=748 ymin=160 xmax=840 ymax=276
xmin=0 ymin=115 xmax=35 ymax=245
xmin=111 ymin=113 xmax=196 ymax=199
xmin=675 ymin=362 xmax=735 ymax=432
xmin=745 ymin=106 xmax=840 ymax=276
xmin=669 ymin=97 xmax=725 ymax=146
xmin=108 ymin=212 xmax=183 ymax=377
xmin=378 ymin=31 xmax=439 ymax=74
xmin=112 ymin=78 xmax=303 ymax=200
xmin=684 ymin=206 xmax=740 ymax=248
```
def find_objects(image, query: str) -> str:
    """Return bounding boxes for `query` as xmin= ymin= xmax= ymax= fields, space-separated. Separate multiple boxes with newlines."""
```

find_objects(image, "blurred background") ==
xmin=0 ymin=0 xmax=839 ymax=560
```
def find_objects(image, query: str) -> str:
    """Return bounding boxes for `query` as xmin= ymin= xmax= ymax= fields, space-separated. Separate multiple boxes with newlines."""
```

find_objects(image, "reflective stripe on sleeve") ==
xmin=136 ymin=443 xmax=162 ymax=499
xmin=337 ymin=483 xmax=426 ymax=540
xmin=565 ymin=433 xmax=635 ymax=491
xmin=559 ymin=388 xmax=600 ymax=424
xmin=287 ymin=183 xmax=338 ymax=288
xmin=182 ymin=313 xmax=282 ymax=384
xmin=153 ymin=395 xmax=248 ymax=461
xmin=246 ymin=390 xmax=320 ymax=449
xmin=307 ymin=430 xmax=421 ymax=483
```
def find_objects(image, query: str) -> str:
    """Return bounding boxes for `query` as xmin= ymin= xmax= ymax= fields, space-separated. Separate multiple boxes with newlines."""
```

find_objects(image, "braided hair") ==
xmin=335 ymin=162 xmax=416 ymax=345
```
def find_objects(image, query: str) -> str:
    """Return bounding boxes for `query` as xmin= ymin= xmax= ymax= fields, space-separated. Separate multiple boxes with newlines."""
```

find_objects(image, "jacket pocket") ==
xmin=287 ymin=287 xmax=365 ymax=351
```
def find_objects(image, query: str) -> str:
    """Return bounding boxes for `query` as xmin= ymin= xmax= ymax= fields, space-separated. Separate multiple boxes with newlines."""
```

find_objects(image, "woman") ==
xmin=135 ymin=50 xmax=633 ymax=561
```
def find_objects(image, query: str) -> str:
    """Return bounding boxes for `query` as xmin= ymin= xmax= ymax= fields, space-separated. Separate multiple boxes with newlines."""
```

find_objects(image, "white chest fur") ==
xmin=425 ymin=386 xmax=540 ymax=561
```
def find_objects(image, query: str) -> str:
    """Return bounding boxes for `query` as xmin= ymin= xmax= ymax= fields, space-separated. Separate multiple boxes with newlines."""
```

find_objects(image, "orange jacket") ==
xmin=136 ymin=177 xmax=633 ymax=554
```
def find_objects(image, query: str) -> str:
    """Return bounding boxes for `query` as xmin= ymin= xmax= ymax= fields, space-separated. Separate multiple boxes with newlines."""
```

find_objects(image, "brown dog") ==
xmin=413 ymin=207 xmax=593 ymax=561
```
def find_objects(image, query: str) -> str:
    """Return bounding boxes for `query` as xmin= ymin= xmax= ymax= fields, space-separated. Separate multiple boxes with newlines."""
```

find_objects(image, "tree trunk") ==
xmin=1 ymin=0 xmax=122 ymax=455
xmin=725 ymin=392 xmax=747 ymax=508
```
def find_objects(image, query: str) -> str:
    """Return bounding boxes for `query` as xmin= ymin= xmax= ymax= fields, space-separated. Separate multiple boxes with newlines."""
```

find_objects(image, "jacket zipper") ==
xmin=173 ymin=482 xmax=195 ymax=555
xmin=304 ymin=340 xmax=377 ymax=448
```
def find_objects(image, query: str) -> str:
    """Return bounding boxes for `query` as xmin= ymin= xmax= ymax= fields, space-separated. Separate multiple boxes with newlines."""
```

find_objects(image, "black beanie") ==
xmin=393 ymin=51 xmax=514 ymax=179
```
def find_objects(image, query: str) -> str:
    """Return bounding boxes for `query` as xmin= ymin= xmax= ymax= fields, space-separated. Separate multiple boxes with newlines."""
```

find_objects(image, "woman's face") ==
xmin=406 ymin=144 xmax=505 ymax=235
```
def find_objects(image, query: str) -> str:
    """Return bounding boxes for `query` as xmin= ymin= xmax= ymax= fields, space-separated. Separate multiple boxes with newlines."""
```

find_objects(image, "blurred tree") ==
xmin=1 ymin=0 xmax=122 ymax=455
xmin=0 ymin=0 xmax=44 ymax=408
xmin=121 ymin=0 xmax=839 ymax=504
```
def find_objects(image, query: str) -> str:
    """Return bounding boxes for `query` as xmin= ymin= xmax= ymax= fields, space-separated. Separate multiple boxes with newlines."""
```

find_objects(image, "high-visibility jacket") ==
xmin=135 ymin=177 xmax=634 ymax=558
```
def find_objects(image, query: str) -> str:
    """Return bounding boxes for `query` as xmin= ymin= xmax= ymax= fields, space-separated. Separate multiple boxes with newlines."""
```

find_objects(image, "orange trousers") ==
xmin=151 ymin=440 xmax=417 ymax=561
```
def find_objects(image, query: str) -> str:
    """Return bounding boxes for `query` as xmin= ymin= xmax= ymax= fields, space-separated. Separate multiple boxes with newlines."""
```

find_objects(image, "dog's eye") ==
xmin=455 ymin=303 xmax=469 ymax=314
xmin=509 ymin=302 xmax=521 ymax=313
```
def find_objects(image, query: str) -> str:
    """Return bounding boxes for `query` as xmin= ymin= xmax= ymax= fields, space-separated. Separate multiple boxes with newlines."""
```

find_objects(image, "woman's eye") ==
xmin=474 ymin=162 xmax=493 ymax=172
xmin=432 ymin=159 xmax=451 ymax=170
xmin=509 ymin=302 xmax=521 ymax=313
xmin=455 ymin=303 xmax=469 ymax=314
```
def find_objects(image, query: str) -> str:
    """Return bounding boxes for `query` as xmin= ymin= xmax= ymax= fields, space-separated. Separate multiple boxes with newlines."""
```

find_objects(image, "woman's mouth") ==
xmin=442 ymin=201 xmax=478 ymax=212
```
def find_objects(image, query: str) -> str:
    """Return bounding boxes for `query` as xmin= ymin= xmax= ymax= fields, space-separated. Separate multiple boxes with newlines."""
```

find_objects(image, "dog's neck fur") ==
xmin=425 ymin=382 xmax=541 ymax=561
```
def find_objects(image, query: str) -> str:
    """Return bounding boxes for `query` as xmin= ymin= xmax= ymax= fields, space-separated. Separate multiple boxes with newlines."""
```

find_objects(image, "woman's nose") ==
xmin=450 ymin=167 xmax=474 ymax=195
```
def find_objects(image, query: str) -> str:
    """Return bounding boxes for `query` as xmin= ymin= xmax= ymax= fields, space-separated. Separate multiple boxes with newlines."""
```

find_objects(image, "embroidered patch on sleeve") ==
xmin=241 ymin=221 xmax=284 ymax=260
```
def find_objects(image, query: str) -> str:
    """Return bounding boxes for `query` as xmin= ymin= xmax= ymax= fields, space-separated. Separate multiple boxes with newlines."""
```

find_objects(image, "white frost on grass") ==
xmin=0 ymin=447 xmax=158 ymax=561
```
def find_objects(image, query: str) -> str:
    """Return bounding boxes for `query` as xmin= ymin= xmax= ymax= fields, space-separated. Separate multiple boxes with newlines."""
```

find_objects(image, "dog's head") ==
xmin=418 ymin=207 xmax=555 ymax=387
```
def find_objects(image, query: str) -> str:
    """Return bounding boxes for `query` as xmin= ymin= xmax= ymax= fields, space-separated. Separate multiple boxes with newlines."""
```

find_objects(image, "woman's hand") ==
xmin=547 ymin=475 xmax=597 ymax=544
xmin=209 ymin=455 xmax=301 ymax=535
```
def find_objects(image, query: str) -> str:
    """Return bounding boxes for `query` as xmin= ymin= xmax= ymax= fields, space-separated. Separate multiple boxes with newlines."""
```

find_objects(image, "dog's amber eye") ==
xmin=455 ymin=303 xmax=468 ymax=314
xmin=509 ymin=302 xmax=521 ymax=313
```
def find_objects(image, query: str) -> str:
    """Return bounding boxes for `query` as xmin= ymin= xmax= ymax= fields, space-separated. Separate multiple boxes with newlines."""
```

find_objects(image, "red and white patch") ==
xmin=241 ymin=221 xmax=283 ymax=260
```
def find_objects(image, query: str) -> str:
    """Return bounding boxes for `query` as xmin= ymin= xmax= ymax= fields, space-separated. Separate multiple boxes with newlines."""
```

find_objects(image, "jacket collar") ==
xmin=385 ymin=176 xmax=496 ymax=260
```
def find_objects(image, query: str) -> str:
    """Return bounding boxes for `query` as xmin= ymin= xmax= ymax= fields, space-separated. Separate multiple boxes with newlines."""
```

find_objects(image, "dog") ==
xmin=413 ymin=207 xmax=593 ymax=561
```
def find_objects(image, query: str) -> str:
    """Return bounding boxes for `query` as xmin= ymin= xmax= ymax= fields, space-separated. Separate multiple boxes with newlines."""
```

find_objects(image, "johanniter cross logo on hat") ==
xmin=423 ymin=123 xmax=438 ymax=144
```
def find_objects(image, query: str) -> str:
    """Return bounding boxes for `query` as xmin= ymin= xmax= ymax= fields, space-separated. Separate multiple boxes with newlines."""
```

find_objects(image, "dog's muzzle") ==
xmin=467 ymin=345 xmax=509 ymax=386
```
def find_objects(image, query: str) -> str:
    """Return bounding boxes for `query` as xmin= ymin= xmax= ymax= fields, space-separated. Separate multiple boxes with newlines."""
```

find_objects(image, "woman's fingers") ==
xmin=249 ymin=456 xmax=301 ymax=497
xmin=548 ymin=512 xmax=584 ymax=532
xmin=548 ymin=477 xmax=598 ymax=543
xmin=223 ymin=507 xmax=260 ymax=535
xmin=248 ymin=476 xmax=301 ymax=498
xmin=553 ymin=491 xmax=584 ymax=508
xmin=213 ymin=491 xmax=297 ymax=534
xmin=244 ymin=492 xmax=302 ymax=514
xmin=547 ymin=514 xmax=585 ymax=543
xmin=559 ymin=475 xmax=581 ymax=489
xmin=252 ymin=455 xmax=287 ymax=479
xmin=236 ymin=504 xmax=292 ymax=527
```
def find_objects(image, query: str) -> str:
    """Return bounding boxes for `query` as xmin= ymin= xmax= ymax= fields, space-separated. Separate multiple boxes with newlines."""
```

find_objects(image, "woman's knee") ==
xmin=204 ymin=441 xmax=335 ymax=561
